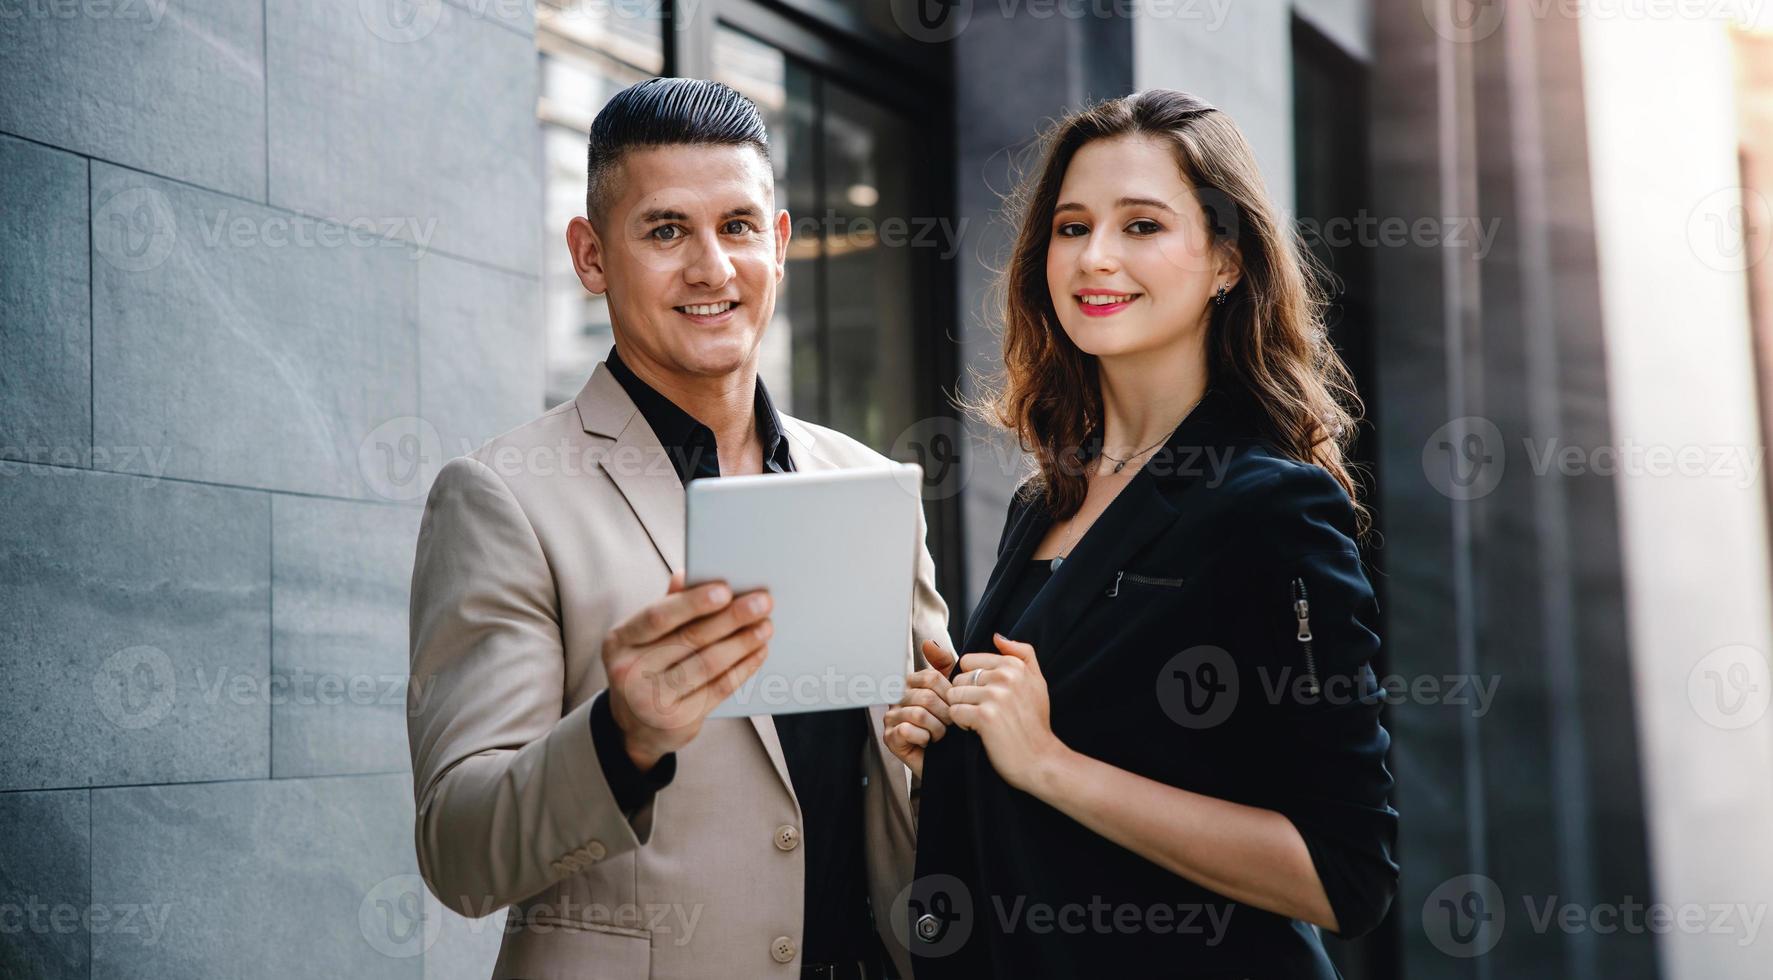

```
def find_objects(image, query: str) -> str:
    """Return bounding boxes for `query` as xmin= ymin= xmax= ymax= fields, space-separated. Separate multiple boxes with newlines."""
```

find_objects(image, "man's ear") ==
xmin=566 ymin=215 xmax=609 ymax=296
xmin=773 ymin=208 xmax=791 ymax=281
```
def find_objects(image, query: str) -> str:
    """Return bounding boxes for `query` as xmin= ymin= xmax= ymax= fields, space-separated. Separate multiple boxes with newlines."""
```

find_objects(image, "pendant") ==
xmin=1049 ymin=556 xmax=1064 ymax=571
xmin=1112 ymin=460 xmax=1126 ymax=473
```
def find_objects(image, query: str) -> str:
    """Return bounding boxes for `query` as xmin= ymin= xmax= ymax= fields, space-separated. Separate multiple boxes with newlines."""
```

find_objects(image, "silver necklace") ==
xmin=1097 ymin=388 xmax=1209 ymax=473
xmin=1097 ymin=435 xmax=1171 ymax=474
xmin=1049 ymin=389 xmax=1210 ymax=570
xmin=1049 ymin=515 xmax=1081 ymax=572
xmin=1049 ymin=456 xmax=1105 ymax=571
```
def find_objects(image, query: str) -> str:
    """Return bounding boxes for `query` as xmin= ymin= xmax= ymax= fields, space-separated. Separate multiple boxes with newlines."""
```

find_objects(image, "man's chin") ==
xmin=665 ymin=329 xmax=760 ymax=378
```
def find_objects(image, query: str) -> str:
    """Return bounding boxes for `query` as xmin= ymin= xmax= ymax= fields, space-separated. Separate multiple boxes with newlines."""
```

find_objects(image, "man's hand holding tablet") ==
xmin=601 ymin=574 xmax=775 ymax=772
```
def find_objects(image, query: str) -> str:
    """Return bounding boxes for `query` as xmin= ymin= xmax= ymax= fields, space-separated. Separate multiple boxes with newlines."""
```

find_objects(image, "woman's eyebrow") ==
xmin=1053 ymin=196 xmax=1178 ymax=215
xmin=1115 ymin=196 xmax=1177 ymax=213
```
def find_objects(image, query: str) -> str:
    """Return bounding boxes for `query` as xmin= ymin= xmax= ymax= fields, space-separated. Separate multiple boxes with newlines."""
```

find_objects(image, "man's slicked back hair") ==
xmin=584 ymin=77 xmax=771 ymax=223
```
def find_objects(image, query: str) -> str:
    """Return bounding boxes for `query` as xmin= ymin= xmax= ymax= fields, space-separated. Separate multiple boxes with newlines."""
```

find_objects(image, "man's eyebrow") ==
xmin=1052 ymin=196 xmax=1179 ymax=215
xmin=637 ymin=205 xmax=764 ymax=223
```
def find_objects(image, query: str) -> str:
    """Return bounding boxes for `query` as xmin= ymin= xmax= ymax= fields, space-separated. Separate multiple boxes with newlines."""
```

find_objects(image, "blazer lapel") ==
xmin=958 ymin=497 xmax=1051 ymax=657
xmin=577 ymin=364 xmax=686 ymax=576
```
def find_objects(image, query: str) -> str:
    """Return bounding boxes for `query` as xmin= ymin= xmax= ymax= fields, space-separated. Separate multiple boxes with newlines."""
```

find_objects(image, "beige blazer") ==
xmin=407 ymin=363 xmax=950 ymax=980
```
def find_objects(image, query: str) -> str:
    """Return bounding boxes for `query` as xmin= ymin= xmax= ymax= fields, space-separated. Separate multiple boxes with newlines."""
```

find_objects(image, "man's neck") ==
xmin=616 ymin=344 xmax=761 ymax=470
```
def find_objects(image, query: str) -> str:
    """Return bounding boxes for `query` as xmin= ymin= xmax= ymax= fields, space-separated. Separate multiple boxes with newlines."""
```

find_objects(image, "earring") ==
xmin=1213 ymin=283 xmax=1229 ymax=306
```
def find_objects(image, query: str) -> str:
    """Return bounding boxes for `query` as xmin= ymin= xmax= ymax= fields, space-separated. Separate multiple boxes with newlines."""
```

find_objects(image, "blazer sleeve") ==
xmin=406 ymin=455 xmax=650 ymax=916
xmin=1239 ymin=462 xmax=1400 ymax=939
xmin=906 ymin=494 xmax=954 ymax=822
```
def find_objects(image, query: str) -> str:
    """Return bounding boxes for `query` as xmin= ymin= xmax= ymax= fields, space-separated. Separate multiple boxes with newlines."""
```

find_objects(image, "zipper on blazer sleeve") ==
xmin=1292 ymin=576 xmax=1320 ymax=696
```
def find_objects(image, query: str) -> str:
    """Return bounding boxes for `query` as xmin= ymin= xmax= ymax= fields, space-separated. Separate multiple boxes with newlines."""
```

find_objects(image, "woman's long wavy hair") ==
xmin=974 ymin=89 xmax=1369 ymax=537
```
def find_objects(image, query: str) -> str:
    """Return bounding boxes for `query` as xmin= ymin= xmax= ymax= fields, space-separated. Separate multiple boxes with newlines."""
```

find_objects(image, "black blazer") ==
xmin=909 ymin=387 xmax=1399 ymax=979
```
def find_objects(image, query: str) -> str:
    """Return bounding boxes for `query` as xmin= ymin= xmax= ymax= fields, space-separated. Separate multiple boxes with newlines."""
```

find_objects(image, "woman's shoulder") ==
xmin=1204 ymin=444 xmax=1360 ymax=557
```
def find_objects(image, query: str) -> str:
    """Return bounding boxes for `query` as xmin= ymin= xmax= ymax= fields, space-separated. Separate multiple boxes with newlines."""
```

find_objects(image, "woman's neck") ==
xmin=1095 ymin=338 xmax=1210 ymax=455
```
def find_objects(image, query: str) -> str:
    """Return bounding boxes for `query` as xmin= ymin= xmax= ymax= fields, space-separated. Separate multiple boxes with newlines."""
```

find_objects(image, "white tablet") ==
xmin=685 ymin=463 xmax=924 ymax=718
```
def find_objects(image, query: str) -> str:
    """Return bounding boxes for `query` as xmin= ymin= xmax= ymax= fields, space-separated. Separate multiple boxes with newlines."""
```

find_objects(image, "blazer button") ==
xmin=915 ymin=914 xmax=941 ymax=942
xmin=585 ymin=840 xmax=607 ymax=861
xmin=770 ymin=935 xmax=797 ymax=963
xmin=773 ymin=824 xmax=800 ymax=851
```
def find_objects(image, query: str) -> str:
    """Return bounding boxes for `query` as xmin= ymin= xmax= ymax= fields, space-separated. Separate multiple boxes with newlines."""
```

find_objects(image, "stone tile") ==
xmin=88 ymin=163 xmax=419 ymax=499
xmin=0 ymin=790 xmax=91 ymax=979
xmin=266 ymin=0 xmax=541 ymax=274
xmin=90 ymin=774 xmax=422 ymax=979
xmin=0 ymin=136 xmax=91 ymax=469
xmin=0 ymin=0 xmax=266 ymax=199
xmin=423 ymin=897 xmax=508 ymax=980
xmin=0 ymin=467 xmax=270 ymax=790
xmin=418 ymin=253 xmax=543 ymax=472
xmin=270 ymin=495 xmax=422 ymax=778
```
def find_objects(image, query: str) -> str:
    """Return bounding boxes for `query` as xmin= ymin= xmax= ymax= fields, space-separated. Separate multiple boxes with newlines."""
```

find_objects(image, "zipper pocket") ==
xmin=1106 ymin=570 xmax=1188 ymax=597
xmin=1292 ymin=576 xmax=1320 ymax=695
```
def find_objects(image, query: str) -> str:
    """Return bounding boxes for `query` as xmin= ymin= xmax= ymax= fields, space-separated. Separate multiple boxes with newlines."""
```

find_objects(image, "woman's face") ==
xmin=1044 ymin=134 xmax=1236 ymax=363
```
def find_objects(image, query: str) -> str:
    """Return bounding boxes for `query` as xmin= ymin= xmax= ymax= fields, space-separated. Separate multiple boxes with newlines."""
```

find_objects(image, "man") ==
xmin=406 ymin=78 xmax=950 ymax=979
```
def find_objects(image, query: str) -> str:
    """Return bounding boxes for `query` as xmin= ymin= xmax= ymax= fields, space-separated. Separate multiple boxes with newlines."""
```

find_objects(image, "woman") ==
xmin=884 ymin=90 xmax=1398 ymax=978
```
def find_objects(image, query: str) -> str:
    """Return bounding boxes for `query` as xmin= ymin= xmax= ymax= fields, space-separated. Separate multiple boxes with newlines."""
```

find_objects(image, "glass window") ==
xmin=537 ymin=1 xmax=661 ymax=409
xmin=821 ymin=81 xmax=915 ymax=449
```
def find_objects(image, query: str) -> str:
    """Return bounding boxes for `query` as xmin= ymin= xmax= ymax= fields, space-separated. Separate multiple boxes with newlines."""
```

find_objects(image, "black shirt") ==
xmin=592 ymin=347 xmax=879 ymax=966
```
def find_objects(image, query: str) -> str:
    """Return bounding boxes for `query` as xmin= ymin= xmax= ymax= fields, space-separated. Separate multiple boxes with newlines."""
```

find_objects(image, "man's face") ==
xmin=568 ymin=144 xmax=790 ymax=382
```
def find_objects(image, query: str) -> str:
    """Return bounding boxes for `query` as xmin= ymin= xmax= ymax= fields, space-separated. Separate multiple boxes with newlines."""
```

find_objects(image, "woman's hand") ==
xmin=883 ymin=639 xmax=957 ymax=779
xmin=944 ymin=633 xmax=1069 ymax=793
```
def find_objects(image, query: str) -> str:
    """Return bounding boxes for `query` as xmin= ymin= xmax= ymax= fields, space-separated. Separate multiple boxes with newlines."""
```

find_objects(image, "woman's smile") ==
xmin=1075 ymin=288 xmax=1143 ymax=316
